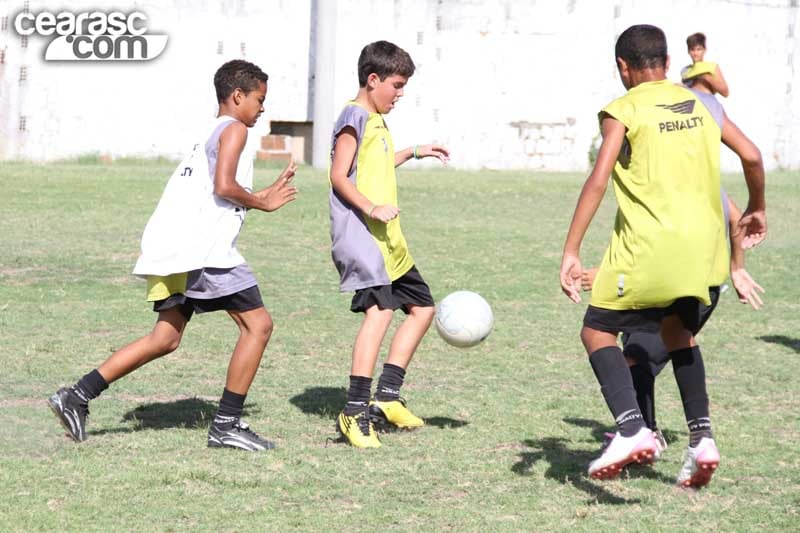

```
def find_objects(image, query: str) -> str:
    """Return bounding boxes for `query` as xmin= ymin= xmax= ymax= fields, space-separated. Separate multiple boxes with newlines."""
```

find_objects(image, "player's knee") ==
xmin=153 ymin=333 xmax=181 ymax=355
xmin=579 ymin=327 xmax=594 ymax=352
xmin=660 ymin=317 xmax=694 ymax=351
xmin=247 ymin=312 xmax=273 ymax=343
xmin=260 ymin=313 xmax=274 ymax=339
xmin=412 ymin=305 xmax=435 ymax=324
xmin=366 ymin=306 xmax=394 ymax=326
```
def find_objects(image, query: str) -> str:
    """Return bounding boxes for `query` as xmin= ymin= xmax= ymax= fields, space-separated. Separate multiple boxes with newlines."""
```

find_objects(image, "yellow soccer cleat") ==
xmin=337 ymin=409 xmax=381 ymax=448
xmin=370 ymin=398 xmax=425 ymax=430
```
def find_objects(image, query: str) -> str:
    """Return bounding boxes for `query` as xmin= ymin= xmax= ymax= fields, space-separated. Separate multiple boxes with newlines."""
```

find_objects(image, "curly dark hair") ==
xmin=213 ymin=60 xmax=268 ymax=103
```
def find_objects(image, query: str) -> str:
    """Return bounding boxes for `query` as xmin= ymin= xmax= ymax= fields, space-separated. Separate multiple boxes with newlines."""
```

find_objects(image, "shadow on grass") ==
xmin=562 ymin=417 xmax=676 ymax=485
xmin=90 ymin=398 xmax=257 ymax=436
xmin=511 ymin=436 xmax=639 ymax=505
xmin=510 ymin=417 xmax=678 ymax=504
xmin=425 ymin=417 xmax=469 ymax=429
xmin=758 ymin=335 xmax=800 ymax=353
xmin=289 ymin=387 xmax=469 ymax=428
xmin=289 ymin=386 xmax=346 ymax=418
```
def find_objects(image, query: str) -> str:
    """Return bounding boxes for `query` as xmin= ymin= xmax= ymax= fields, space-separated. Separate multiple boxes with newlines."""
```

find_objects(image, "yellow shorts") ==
xmin=145 ymin=273 xmax=188 ymax=302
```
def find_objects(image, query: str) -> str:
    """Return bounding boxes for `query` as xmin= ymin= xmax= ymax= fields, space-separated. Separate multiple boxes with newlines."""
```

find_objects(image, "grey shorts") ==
xmin=153 ymin=285 xmax=264 ymax=321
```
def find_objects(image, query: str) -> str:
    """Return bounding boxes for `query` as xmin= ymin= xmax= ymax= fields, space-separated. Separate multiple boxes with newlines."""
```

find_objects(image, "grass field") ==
xmin=0 ymin=160 xmax=798 ymax=531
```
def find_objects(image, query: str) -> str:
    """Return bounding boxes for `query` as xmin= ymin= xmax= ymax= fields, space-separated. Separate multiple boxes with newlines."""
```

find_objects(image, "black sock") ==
xmin=589 ymin=346 xmax=645 ymax=437
xmin=72 ymin=369 xmax=109 ymax=404
xmin=670 ymin=346 xmax=713 ymax=446
xmin=375 ymin=363 xmax=405 ymax=401
xmin=343 ymin=375 xmax=372 ymax=415
xmin=629 ymin=363 xmax=657 ymax=431
xmin=214 ymin=388 xmax=246 ymax=427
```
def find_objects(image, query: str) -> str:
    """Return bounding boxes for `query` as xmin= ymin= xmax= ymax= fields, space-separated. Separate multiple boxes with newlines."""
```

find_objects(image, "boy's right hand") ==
xmin=560 ymin=253 xmax=583 ymax=303
xmin=367 ymin=204 xmax=400 ymax=223
xmin=278 ymin=158 xmax=298 ymax=182
xmin=736 ymin=208 xmax=767 ymax=249
xmin=255 ymin=159 xmax=298 ymax=212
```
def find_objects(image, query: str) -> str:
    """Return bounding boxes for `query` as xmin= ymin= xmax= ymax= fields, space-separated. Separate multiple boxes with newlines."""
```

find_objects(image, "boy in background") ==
xmin=681 ymin=32 xmax=729 ymax=97
xmin=559 ymin=25 xmax=766 ymax=487
xmin=328 ymin=41 xmax=449 ymax=448
xmin=49 ymin=60 xmax=298 ymax=452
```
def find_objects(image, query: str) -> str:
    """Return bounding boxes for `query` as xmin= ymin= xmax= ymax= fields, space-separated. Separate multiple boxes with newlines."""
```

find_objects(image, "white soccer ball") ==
xmin=435 ymin=291 xmax=494 ymax=348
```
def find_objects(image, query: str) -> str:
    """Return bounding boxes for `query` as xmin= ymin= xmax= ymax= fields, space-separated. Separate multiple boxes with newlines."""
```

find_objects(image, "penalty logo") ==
xmin=14 ymin=10 xmax=168 ymax=61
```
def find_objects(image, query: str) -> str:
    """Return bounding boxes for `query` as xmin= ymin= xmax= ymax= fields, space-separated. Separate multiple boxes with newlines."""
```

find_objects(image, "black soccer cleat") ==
xmin=207 ymin=419 xmax=276 ymax=451
xmin=47 ymin=387 xmax=89 ymax=442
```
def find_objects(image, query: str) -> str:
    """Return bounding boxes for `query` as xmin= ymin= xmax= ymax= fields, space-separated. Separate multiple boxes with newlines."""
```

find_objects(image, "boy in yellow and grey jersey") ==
xmin=328 ymin=41 xmax=449 ymax=448
xmin=559 ymin=25 xmax=766 ymax=488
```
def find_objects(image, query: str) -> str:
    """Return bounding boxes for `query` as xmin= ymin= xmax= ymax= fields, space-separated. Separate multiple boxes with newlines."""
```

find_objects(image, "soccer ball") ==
xmin=434 ymin=291 xmax=494 ymax=348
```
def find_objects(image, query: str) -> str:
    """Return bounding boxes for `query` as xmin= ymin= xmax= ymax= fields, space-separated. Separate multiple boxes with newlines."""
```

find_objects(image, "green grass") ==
xmin=0 ymin=160 xmax=797 ymax=531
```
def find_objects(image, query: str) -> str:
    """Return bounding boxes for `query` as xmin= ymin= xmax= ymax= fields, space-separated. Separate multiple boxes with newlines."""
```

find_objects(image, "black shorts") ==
xmin=621 ymin=286 xmax=721 ymax=374
xmin=584 ymin=286 xmax=722 ymax=336
xmin=350 ymin=266 xmax=434 ymax=314
xmin=153 ymin=285 xmax=264 ymax=322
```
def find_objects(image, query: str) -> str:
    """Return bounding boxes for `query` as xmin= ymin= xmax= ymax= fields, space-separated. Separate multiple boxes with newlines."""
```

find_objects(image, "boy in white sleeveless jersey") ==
xmin=48 ymin=60 xmax=297 ymax=451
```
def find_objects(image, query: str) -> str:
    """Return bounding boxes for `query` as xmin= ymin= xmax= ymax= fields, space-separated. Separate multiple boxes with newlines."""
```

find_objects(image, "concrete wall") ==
xmin=0 ymin=0 xmax=312 ymax=160
xmin=1 ymin=0 xmax=797 ymax=171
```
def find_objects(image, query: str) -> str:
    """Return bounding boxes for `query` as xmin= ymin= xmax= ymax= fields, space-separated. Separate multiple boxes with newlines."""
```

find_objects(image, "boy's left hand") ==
xmin=730 ymin=268 xmax=765 ymax=309
xmin=560 ymin=253 xmax=583 ymax=303
xmin=581 ymin=267 xmax=599 ymax=292
xmin=416 ymin=144 xmax=450 ymax=164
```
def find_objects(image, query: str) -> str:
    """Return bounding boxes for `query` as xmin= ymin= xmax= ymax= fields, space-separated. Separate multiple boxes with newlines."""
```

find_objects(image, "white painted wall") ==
xmin=0 ymin=0 xmax=312 ymax=160
xmin=1 ymin=0 xmax=797 ymax=172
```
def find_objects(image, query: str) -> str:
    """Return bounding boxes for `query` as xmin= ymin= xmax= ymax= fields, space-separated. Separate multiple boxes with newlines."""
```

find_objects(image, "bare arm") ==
xmin=712 ymin=65 xmax=729 ymax=97
xmin=726 ymin=194 xmax=766 ymax=309
xmin=559 ymin=116 xmax=626 ymax=303
xmin=721 ymin=114 xmax=767 ymax=248
xmin=215 ymin=122 xmax=297 ymax=212
xmin=727 ymin=194 xmax=745 ymax=269
xmin=692 ymin=65 xmax=729 ymax=98
xmin=395 ymin=144 xmax=450 ymax=167
xmin=330 ymin=127 xmax=398 ymax=223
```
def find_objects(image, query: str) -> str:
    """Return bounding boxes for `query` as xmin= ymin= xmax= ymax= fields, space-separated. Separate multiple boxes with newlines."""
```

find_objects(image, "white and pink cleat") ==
xmin=588 ymin=427 xmax=658 ymax=480
xmin=676 ymin=437 xmax=720 ymax=489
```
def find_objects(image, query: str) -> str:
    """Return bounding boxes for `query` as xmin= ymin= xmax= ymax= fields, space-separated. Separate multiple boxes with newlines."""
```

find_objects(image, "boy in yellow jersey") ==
xmin=48 ymin=60 xmax=298 ymax=451
xmin=329 ymin=41 xmax=449 ymax=448
xmin=559 ymin=25 xmax=766 ymax=487
xmin=582 ymin=194 xmax=765 ymax=459
xmin=681 ymin=32 xmax=729 ymax=97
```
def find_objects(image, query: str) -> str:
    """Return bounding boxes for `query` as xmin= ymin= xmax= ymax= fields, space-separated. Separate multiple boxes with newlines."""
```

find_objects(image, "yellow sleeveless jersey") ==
xmin=328 ymin=102 xmax=414 ymax=290
xmin=681 ymin=61 xmax=717 ymax=82
xmin=590 ymin=80 xmax=727 ymax=310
